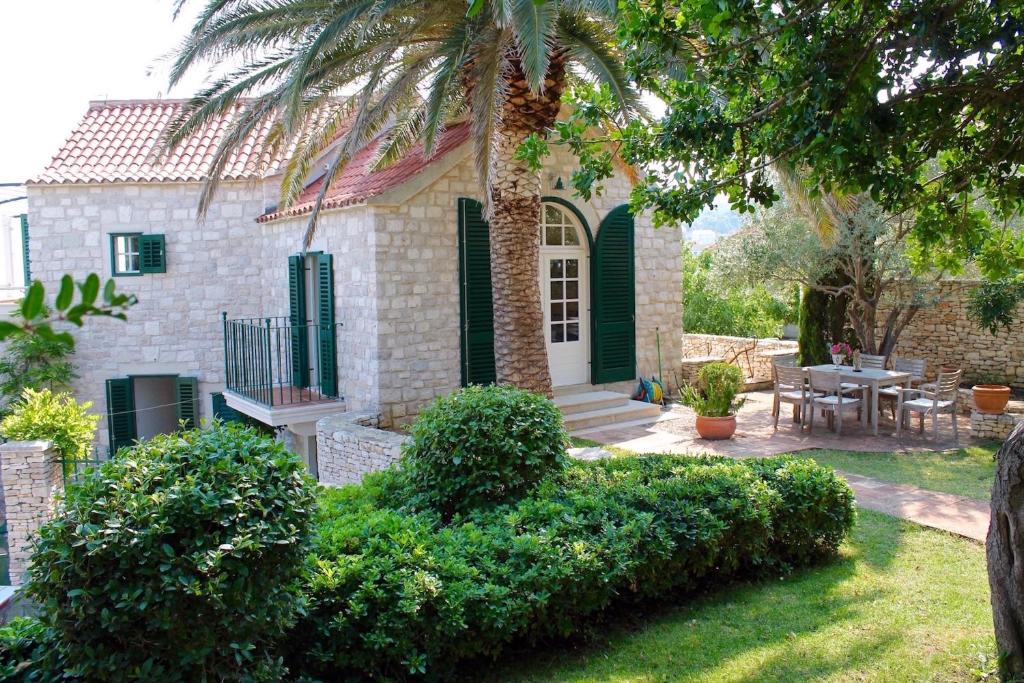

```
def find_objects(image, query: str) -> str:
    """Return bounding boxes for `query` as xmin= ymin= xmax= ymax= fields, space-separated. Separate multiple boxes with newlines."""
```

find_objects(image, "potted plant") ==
xmin=681 ymin=362 xmax=746 ymax=440
xmin=972 ymin=372 xmax=1011 ymax=414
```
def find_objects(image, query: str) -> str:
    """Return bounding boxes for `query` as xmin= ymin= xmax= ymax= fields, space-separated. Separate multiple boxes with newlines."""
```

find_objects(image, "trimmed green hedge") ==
xmin=286 ymin=454 xmax=855 ymax=679
xmin=401 ymin=385 xmax=568 ymax=518
xmin=18 ymin=424 xmax=316 ymax=681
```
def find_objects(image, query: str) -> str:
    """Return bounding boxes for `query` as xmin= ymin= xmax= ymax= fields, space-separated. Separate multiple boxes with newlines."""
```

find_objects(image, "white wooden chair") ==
xmin=895 ymin=368 xmax=962 ymax=440
xmin=771 ymin=356 xmax=800 ymax=420
xmin=773 ymin=365 xmax=819 ymax=431
xmin=859 ymin=354 xmax=887 ymax=370
xmin=878 ymin=357 xmax=927 ymax=417
xmin=808 ymin=369 xmax=868 ymax=435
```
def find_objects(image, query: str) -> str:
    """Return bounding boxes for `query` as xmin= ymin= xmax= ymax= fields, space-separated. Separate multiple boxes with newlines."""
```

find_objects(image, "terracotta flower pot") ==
xmin=695 ymin=415 xmax=737 ymax=440
xmin=973 ymin=385 xmax=1011 ymax=414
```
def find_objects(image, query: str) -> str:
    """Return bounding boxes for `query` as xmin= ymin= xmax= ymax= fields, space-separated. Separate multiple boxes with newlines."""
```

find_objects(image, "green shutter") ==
xmin=316 ymin=253 xmax=338 ymax=397
xmin=288 ymin=254 xmax=309 ymax=388
xmin=210 ymin=392 xmax=241 ymax=423
xmin=175 ymin=377 xmax=200 ymax=429
xmin=139 ymin=234 xmax=166 ymax=273
xmin=591 ymin=205 xmax=636 ymax=384
xmin=105 ymin=377 xmax=136 ymax=456
xmin=457 ymin=198 xmax=496 ymax=386
xmin=19 ymin=214 xmax=29 ymax=285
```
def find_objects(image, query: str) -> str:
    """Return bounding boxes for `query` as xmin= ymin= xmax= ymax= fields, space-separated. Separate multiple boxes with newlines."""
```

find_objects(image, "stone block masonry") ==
xmin=316 ymin=412 xmax=407 ymax=486
xmin=681 ymin=334 xmax=798 ymax=383
xmin=971 ymin=410 xmax=1022 ymax=442
xmin=0 ymin=441 xmax=63 ymax=585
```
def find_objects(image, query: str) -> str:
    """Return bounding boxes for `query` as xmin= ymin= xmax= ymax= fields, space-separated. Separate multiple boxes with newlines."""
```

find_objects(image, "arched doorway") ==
xmin=539 ymin=202 xmax=590 ymax=386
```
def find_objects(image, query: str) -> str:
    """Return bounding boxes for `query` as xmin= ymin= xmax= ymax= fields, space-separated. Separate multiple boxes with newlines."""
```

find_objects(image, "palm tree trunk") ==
xmin=486 ymin=57 xmax=566 ymax=397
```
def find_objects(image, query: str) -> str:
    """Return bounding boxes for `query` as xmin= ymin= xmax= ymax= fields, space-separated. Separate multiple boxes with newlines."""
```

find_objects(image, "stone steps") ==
xmin=553 ymin=390 xmax=663 ymax=433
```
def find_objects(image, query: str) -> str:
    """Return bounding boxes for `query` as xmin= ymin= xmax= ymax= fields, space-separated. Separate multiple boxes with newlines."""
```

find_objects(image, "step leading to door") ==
xmin=554 ymin=391 xmax=663 ymax=433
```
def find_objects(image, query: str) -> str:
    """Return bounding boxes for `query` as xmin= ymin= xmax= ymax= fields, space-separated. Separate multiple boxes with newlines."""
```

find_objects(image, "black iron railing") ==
xmin=222 ymin=314 xmax=341 ymax=408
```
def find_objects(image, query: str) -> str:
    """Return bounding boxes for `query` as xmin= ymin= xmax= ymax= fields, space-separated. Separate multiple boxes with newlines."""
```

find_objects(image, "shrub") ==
xmin=23 ymin=423 xmax=316 ymax=681
xmin=681 ymin=361 xmax=745 ymax=417
xmin=0 ymin=389 xmax=98 ymax=472
xmin=0 ymin=617 xmax=68 ymax=682
xmin=287 ymin=454 xmax=855 ymax=679
xmin=400 ymin=385 xmax=568 ymax=517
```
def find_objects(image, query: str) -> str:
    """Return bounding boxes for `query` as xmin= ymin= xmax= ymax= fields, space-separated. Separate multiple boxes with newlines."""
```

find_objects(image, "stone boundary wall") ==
xmin=316 ymin=412 xmax=407 ymax=486
xmin=0 ymin=440 xmax=62 ymax=585
xmin=681 ymin=334 xmax=798 ymax=382
xmin=879 ymin=281 xmax=1024 ymax=388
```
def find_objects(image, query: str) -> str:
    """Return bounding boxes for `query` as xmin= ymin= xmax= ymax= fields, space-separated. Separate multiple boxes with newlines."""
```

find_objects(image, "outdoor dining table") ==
xmin=805 ymin=364 xmax=913 ymax=436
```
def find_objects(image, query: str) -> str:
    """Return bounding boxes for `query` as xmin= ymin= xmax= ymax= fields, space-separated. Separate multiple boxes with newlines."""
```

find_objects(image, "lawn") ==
xmin=794 ymin=445 xmax=999 ymax=501
xmin=478 ymin=510 xmax=995 ymax=682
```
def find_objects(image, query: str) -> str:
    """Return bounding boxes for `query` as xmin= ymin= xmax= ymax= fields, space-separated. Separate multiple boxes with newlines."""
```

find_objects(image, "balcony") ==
xmin=221 ymin=314 xmax=345 ymax=427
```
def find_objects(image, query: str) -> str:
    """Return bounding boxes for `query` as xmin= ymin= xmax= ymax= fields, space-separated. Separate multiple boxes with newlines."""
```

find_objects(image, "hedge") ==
xmin=286 ymin=454 xmax=855 ymax=679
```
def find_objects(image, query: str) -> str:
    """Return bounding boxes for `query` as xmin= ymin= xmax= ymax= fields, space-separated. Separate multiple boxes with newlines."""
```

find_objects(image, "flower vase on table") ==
xmin=830 ymin=343 xmax=853 ymax=371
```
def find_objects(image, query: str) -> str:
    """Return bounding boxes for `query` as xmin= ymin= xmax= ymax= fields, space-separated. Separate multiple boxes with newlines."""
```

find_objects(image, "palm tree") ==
xmin=168 ymin=0 xmax=641 ymax=396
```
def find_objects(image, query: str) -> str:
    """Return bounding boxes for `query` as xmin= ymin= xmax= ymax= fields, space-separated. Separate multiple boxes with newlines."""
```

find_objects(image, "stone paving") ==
xmin=575 ymin=390 xmax=982 ymax=456
xmin=575 ymin=390 xmax=993 ymax=542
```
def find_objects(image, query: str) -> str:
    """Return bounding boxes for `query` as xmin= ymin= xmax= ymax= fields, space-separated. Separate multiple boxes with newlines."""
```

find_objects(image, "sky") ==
xmin=0 ymin=1 xmax=205 ymax=183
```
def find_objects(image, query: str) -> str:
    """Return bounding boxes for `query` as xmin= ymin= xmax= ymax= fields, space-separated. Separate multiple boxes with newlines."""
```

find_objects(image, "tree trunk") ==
xmin=486 ymin=57 xmax=566 ymax=397
xmin=988 ymin=422 xmax=1024 ymax=681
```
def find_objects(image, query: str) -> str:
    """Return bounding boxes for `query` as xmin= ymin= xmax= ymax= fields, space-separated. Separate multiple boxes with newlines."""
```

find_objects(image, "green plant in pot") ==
xmin=681 ymin=362 xmax=746 ymax=439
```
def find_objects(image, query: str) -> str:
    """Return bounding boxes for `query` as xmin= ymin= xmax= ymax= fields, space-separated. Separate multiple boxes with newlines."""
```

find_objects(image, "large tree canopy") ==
xmin=548 ymin=0 xmax=1024 ymax=278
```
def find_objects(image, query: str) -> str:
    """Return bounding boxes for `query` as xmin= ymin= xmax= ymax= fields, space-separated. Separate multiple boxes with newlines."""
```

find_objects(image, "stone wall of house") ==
xmin=363 ymin=144 xmax=682 ymax=426
xmin=0 ymin=440 xmax=62 ymax=585
xmin=25 ymin=181 xmax=271 ymax=452
xmin=315 ymin=412 xmax=406 ymax=486
xmin=258 ymin=207 xmax=382 ymax=413
xmin=681 ymin=333 xmax=798 ymax=382
xmin=878 ymin=281 xmax=1024 ymax=388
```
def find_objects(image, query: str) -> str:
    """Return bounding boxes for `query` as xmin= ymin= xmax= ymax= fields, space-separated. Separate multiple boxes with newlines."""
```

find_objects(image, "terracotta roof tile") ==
xmin=30 ymin=99 xmax=472 ymax=221
xmin=257 ymin=122 xmax=471 ymax=222
xmin=29 ymin=100 xmax=278 ymax=184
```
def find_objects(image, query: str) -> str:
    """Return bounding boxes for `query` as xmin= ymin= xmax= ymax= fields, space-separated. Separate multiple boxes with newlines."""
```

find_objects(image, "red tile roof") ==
xmin=30 ymin=100 xmax=278 ymax=184
xmin=29 ymin=99 xmax=473 ymax=222
xmin=257 ymin=122 xmax=471 ymax=222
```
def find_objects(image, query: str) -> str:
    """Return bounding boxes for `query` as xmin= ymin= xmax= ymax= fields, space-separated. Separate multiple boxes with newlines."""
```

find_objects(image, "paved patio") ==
xmin=575 ymin=390 xmax=982 ymax=456
xmin=573 ymin=390 xmax=993 ymax=542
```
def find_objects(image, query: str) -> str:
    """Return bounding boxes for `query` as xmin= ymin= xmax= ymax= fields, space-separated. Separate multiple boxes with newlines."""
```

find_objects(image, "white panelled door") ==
xmin=539 ymin=203 xmax=589 ymax=386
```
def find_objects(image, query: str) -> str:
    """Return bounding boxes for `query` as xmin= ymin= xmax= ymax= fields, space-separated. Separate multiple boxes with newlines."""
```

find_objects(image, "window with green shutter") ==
xmin=175 ymin=376 xmax=199 ymax=429
xmin=110 ymin=233 xmax=165 ymax=276
xmin=105 ymin=377 xmax=136 ymax=456
xmin=288 ymin=254 xmax=310 ymax=387
xmin=316 ymin=253 xmax=338 ymax=397
xmin=211 ymin=392 xmax=242 ymax=423
xmin=19 ymin=214 xmax=29 ymax=285
xmin=457 ymin=198 xmax=496 ymax=386
xmin=591 ymin=205 xmax=636 ymax=384
xmin=139 ymin=234 xmax=166 ymax=273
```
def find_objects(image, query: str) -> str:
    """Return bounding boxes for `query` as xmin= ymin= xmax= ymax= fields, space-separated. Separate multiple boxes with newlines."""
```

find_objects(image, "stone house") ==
xmin=26 ymin=99 xmax=681 ymax=473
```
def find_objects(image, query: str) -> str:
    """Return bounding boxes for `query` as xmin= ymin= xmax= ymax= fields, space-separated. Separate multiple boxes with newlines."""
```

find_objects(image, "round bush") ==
xmin=400 ymin=385 xmax=568 ymax=516
xmin=24 ymin=423 xmax=316 ymax=681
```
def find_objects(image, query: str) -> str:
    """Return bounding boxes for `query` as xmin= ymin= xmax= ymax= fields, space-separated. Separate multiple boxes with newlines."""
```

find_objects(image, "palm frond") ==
xmin=509 ymin=0 xmax=556 ymax=92
xmin=468 ymin=27 xmax=511 ymax=217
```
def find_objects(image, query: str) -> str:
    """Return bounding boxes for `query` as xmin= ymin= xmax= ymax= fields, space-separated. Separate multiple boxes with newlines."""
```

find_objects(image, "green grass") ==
xmin=794 ymin=445 xmax=999 ymax=501
xmin=479 ymin=510 xmax=995 ymax=682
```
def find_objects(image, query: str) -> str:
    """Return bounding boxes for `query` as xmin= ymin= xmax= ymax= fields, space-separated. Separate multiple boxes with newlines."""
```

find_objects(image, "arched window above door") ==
xmin=541 ymin=203 xmax=582 ymax=246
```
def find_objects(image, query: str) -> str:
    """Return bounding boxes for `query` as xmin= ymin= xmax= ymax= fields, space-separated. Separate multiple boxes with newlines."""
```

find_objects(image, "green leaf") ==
xmin=80 ymin=274 xmax=100 ymax=306
xmin=55 ymin=275 xmax=75 ymax=311
xmin=21 ymin=281 xmax=44 ymax=320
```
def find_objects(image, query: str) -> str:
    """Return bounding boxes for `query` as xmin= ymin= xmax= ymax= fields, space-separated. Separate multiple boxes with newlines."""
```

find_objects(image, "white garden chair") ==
xmin=808 ymin=369 xmax=868 ymax=435
xmin=895 ymin=368 xmax=962 ymax=441
xmin=773 ymin=365 xmax=819 ymax=431
xmin=878 ymin=357 xmax=927 ymax=418
xmin=859 ymin=354 xmax=887 ymax=370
